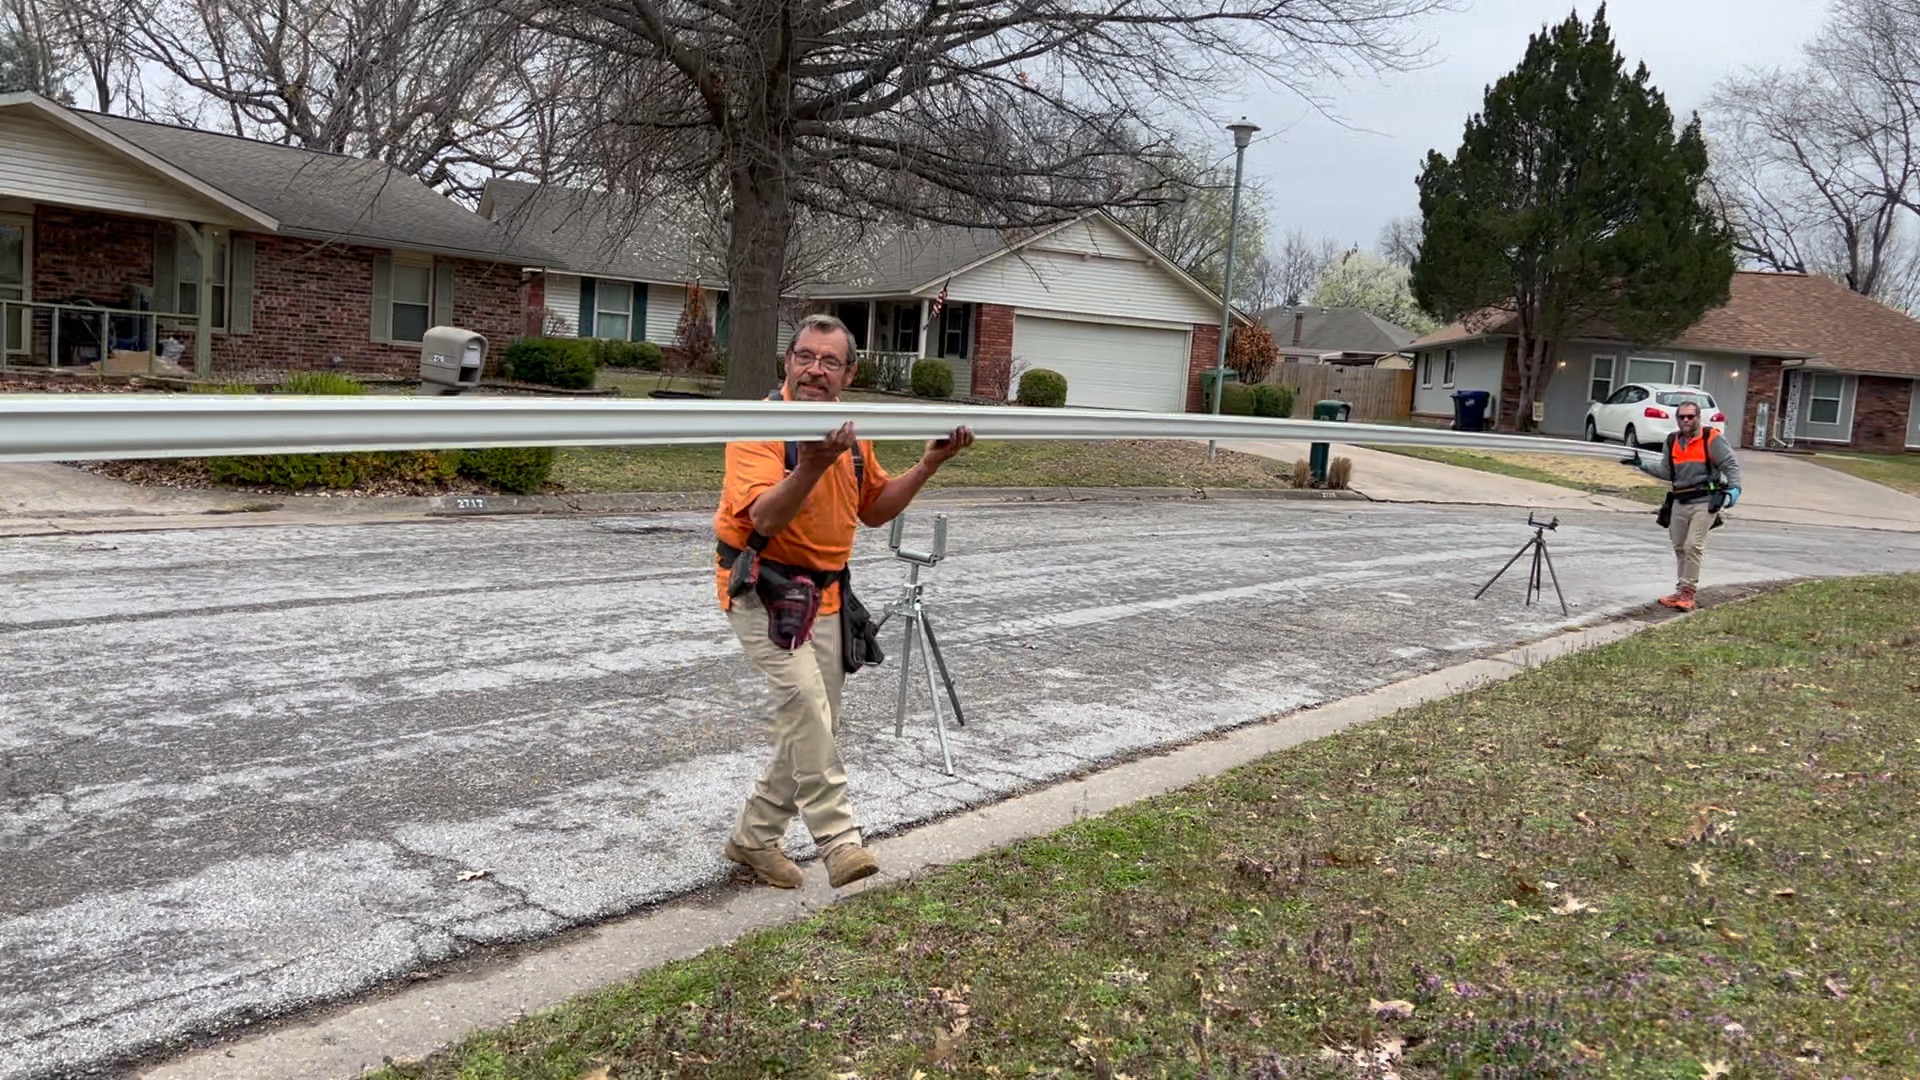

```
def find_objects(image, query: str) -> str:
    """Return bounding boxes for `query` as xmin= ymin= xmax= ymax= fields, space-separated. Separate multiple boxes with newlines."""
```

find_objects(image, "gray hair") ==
xmin=788 ymin=312 xmax=857 ymax=361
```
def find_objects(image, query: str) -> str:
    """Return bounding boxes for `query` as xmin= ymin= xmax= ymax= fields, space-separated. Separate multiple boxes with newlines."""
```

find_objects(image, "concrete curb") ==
xmin=138 ymin=614 xmax=1652 ymax=1080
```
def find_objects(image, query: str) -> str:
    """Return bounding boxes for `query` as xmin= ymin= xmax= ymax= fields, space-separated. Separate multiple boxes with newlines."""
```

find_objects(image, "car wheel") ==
xmin=1624 ymin=424 xmax=1639 ymax=450
xmin=1585 ymin=417 xmax=1600 ymax=442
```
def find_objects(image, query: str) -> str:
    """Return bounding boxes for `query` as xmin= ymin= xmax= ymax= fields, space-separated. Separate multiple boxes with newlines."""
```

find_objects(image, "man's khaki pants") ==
xmin=1668 ymin=497 xmax=1716 ymax=589
xmin=726 ymin=595 xmax=861 ymax=857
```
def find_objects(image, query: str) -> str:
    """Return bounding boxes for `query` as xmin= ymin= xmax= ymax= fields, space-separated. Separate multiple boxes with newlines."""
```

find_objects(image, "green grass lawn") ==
xmin=553 ymin=439 xmax=1300 ymax=493
xmin=1371 ymin=444 xmax=1669 ymax=504
xmin=1811 ymin=451 xmax=1920 ymax=498
xmin=374 ymin=575 xmax=1920 ymax=1080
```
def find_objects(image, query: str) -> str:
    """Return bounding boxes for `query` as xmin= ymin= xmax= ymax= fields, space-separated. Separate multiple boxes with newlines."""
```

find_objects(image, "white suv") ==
xmin=1585 ymin=382 xmax=1726 ymax=449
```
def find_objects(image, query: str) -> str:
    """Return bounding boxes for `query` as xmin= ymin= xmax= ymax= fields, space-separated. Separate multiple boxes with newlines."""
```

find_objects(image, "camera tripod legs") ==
xmin=890 ymin=572 xmax=967 ymax=772
xmin=1473 ymin=533 xmax=1569 ymax=616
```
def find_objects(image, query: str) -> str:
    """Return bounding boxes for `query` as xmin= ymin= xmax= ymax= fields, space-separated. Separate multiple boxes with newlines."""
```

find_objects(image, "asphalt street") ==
xmin=6 ymin=498 xmax=1920 ymax=1078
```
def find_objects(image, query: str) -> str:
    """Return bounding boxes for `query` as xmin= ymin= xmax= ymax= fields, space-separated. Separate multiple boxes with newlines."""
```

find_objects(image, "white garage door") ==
xmin=1012 ymin=315 xmax=1190 ymax=411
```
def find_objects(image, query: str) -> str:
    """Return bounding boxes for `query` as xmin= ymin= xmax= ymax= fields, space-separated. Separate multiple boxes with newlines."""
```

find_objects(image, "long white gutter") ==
xmin=0 ymin=394 xmax=1635 ymax=464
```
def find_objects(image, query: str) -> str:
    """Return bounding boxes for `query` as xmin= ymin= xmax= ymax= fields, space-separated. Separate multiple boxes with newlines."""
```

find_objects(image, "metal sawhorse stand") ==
xmin=872 ymin=513 xmax=966 ymax=776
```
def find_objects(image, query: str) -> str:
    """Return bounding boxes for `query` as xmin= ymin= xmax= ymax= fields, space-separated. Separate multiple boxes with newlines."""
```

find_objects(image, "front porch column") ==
xmin=175 ymin=221 xmax=214 ymax=378
xmin=919 ymin=299 xmax=932 ymax=358
xmin=865 ymin=301 xmax=877 ymax=356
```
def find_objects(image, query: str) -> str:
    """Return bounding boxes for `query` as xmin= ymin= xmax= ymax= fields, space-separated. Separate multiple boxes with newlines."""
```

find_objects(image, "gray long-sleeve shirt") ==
xmin=1636 ymin=430 xmax=1742 ymax=493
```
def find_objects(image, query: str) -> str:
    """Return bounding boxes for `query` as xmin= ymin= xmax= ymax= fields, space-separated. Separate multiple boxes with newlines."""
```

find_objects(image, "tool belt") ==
xmin=718 ymin=536 xmax=885 ymax=673
xmin=1657 ymin=485 xmax=1725 ymax=530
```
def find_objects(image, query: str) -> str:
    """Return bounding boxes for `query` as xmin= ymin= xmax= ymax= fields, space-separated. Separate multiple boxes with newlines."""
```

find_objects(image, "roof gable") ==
xmin=1260 ymin=305 xmax=1416 ymax=353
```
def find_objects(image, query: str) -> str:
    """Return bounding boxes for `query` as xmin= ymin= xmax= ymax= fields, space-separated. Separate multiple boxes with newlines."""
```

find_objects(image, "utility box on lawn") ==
xmin=1310 ymin=398 xmax=1349 ymax=483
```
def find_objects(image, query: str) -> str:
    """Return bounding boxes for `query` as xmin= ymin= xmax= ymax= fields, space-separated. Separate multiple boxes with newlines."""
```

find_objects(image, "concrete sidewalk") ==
xmin=1218 ymin=438 xmax=1647 ymax=513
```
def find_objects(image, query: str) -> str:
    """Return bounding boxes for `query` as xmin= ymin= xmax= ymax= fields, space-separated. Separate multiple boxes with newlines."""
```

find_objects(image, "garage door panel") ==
xmin=1013 ymin=316 xmax=1188 ymax=412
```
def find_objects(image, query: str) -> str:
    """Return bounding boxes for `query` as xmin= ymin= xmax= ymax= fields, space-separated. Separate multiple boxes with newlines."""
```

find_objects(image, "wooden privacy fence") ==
xmin=1270 ymin=362 xmax=1414 ymax=422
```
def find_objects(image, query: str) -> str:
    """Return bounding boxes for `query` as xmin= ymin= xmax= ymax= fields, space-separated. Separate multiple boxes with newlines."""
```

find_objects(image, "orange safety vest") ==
xmin=1669 ymin=426 xmax=1717 ymax=467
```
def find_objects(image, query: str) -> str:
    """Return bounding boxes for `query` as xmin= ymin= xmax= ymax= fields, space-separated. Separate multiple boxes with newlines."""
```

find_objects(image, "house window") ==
xmin=595 ymin=280 xmax=632 ymax=340
xmin=390 ymin=257 xmax=433 ymax=344
xmin=1442 ymin=348 xmax=1456 ymax=388
xmin=1421 ymin=352 xmax=1433 ymax=388
xmin=1590 ymin=354 xmax=1616 ymax=402
xmin=938 ymin=303 xmax=972 ymax=359
xmin=176 ymin=233 xmax=231 ymax=330
xmin=1684 ymin=360 xmax=1706 ymax=386
xmin=1808 ymin=373 xmax=1845 ymax=426
xmin=1627 ymin=357 xmax=1676 ymax=384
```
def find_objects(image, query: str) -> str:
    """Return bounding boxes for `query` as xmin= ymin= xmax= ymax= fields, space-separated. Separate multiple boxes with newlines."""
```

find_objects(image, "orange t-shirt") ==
xmin=713 ymin=434 xmax=889 ymax=614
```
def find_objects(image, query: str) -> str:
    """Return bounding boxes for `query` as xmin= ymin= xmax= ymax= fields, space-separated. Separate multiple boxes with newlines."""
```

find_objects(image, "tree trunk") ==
xmin=1513 ymin=331 xmax=1545 ymax=433
xmin=720 ymin=157 xmax=794 ymax=399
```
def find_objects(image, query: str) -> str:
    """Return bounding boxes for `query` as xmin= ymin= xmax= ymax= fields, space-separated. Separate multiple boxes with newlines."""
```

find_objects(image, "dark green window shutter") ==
xmin=631 ymin=283 xmax=647 ymax=341
xmin=715 ymin=290 xmax=730 ymax=344
xmin=230 ymin=235 xmax=256 ymax=335
xmin=578 ymin=277 xmax=596 ymax=338
xmin=370 ymin=254 xmax=393 ymax=343
xmin=433 ymin=261 xmax=455 ymax=328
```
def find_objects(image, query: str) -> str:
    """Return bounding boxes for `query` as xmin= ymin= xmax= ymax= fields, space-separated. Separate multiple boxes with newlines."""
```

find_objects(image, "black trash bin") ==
xmin=1451 ymin=389 xmax=1493 ymax=432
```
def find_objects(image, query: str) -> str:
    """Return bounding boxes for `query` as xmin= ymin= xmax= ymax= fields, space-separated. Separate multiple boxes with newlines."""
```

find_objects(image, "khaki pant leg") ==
xmin=1669 ymin=500 xmax=1713 ymax=589
xmin=726 ymin=597 xmax=860 ymax=855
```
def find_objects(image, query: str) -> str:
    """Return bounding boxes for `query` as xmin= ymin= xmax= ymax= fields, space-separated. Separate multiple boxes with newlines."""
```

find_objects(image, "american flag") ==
xmin=931 ymin=279 xmax=950 ymax=317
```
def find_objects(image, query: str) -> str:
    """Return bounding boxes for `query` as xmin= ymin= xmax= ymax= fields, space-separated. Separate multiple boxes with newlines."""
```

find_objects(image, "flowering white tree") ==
xmin=1308 ymin=249 xmax=1439 ymax=334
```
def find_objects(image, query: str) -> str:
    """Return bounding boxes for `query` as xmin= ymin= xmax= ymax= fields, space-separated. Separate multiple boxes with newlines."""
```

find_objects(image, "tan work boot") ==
xmin=824 ymin=844 xmax=879 ymax=888
xmin=724 ymin=839 xmax=802 ymax=889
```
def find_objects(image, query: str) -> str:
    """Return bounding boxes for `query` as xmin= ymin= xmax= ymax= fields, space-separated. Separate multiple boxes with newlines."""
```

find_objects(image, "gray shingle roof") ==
xmin=84 ymin=113 xmax=549 ymax=262
xmin=481 ymin=179 xmax=1030 ymax=296
xmin=1259 ymin=305 xmax=1417 ymax=354
xmin=481 ymin=179 xmax=726 ymax=286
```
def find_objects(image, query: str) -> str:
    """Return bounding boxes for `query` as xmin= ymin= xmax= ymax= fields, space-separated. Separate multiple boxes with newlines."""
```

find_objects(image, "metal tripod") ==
xmin=872 ymin=513 xmax=966 ymax=776
xmin=1473 ymin=512 xmax=1569 ymax=616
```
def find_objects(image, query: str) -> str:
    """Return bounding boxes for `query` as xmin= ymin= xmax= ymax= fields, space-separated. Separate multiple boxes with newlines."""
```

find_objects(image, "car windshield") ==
xmin=1656 ymin=391 xmax=1715 ymax=410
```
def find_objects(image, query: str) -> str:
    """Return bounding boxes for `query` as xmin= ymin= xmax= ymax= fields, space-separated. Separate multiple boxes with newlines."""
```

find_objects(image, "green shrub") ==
xmin=1017 ymin=368 xmax=1068 ymax=408
xmin=910 ymin=358 xmax=954 ymax=399
xmin=1250 ymin=383 xmax=1293 ymax=418
xmin=851 ymin=356 xmax=878 ymax=389
xmin=595 ymin=339 xmax=664 ymax=371
xmin=280 ymin=371 xmax=364 ymax=396
xmin=1220 ymin=382 xmax=1257 ymax=416
xmin=505 ymin=337 xmax=598 ymax=389
xmin=458 ymin=447 xmax=556 ymax=494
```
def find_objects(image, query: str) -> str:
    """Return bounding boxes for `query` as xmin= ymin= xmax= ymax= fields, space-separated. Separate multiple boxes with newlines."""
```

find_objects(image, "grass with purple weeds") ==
xmin=372 ymin=575 xmax=1920 ymax=1079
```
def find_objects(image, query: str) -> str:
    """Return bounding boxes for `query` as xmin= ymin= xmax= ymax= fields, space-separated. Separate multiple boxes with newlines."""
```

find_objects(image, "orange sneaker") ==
xmin=1657 ymin=591 xmax=1686 ymax=609
xmin=1671 ymin=586 xmax=1697 ymax=612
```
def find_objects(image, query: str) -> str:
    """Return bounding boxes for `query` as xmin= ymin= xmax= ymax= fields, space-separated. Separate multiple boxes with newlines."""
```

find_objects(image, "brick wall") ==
xmin=1185 ymin=322 xmax=1222 ymax=413
xmin=1743 ymin=358 xmax=1782 ymax=449
xmin=1852 ymin=375 xmax=1915 ymax=452
xmin=31 ymin=205 xmax=155 ymax=305
xmin=25 ymin=206 xmax=522 ymax=376
xmin=208 ymin=235 xmax=521 ymax=375
xmin=972 ymin=303 xmax=1014 ymax=399
xmin=522 ymin=276 xmax=546 ymax=338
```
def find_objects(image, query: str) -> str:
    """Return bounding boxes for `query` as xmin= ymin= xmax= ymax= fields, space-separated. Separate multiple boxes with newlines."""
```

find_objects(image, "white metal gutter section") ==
xmin=0 ymin=395 xmax=1634 ymax=464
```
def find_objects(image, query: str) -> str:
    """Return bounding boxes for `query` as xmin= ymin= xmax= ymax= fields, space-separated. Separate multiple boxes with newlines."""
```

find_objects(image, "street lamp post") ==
xmin=1207 ymin=118 xmax=1260 ymax=463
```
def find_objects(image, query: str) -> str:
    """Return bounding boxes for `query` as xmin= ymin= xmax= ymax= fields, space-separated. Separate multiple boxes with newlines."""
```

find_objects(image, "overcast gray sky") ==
xmin=1228 ymin=0 xmax=1828 ymax=254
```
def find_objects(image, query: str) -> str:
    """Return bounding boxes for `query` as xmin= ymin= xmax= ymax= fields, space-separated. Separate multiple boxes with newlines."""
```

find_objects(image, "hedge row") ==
xmin=1220 ymin=382 xmax=1294 ymax=418
xmin=504 ymin=336 xmax=668 ymax=389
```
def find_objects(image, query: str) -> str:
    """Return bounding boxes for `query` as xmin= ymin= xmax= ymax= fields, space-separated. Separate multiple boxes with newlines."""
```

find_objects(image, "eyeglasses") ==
xmin=788 ymin=349 xmax=850 ymax=373
xmin=1677 ymin=412 xmax=1700 ymax=421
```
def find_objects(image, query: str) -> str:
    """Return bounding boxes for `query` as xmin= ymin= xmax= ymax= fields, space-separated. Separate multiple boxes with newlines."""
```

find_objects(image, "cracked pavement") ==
xmin=6 ymin=498 xmax=1920 ymax=1079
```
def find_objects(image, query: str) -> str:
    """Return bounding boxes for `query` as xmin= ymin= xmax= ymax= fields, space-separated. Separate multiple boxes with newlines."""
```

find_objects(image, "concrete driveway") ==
xmin=1220 ymin=438 xmax=1645 ymax=512
xmin=1727 ymin=451 xmax=1920 ymax=531
xmin=8 ymin=498 xmax=1920 ymax=1079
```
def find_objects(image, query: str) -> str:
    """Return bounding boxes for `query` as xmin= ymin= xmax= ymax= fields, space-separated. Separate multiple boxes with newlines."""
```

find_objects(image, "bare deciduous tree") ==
xmin=1375 ymin=213 xmax=1420 ymax=268
xmin=512 ymin=0 xmax=1453 ymax=397
xmin=1705 ymin=0 xmax=1920 ymax=312
xmin=119 ymin=0 xmax=571 ymax=200
xmin=1 ymin=0 xmax=67 ymax=98
xmin=1272 ymin=228 xmax=1346 ymax=308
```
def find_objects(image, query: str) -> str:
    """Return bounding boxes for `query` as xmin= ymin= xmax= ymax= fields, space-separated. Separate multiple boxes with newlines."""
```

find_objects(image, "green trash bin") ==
xmin=1198 ymin=367 xmax=1240 ymax=411
xmin=1310 ymin=399 xmax=1350 ymax=483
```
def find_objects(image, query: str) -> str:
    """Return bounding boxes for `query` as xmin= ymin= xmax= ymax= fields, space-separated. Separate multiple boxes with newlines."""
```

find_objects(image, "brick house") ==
xmin=1409 ymin=271 xmax=1920 ymax=453
xmin=1 ymin=92 xmax=547 ymax=378
xmin=484 ymin=178 xmax=1250 ymax=412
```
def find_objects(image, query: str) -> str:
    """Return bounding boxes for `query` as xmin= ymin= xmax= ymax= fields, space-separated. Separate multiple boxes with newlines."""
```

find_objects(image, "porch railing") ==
xmin=858 ymin=350 xmax=919 ymax=393
xmin=1 ymin=298 xmax=202 ymax=378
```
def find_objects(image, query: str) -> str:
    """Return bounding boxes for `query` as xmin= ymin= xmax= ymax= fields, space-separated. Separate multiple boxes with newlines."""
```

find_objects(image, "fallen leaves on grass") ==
xmin=1826 ymin=976 xmax=1850 ymax=1000
xmin=1701 ymin=1058 xmax=1732 ymax=1079
xmin=1551 ymin=897 xmax=1595 ymax=916
xmin=1369 ymin=998 xmax=1416 ymax=1021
